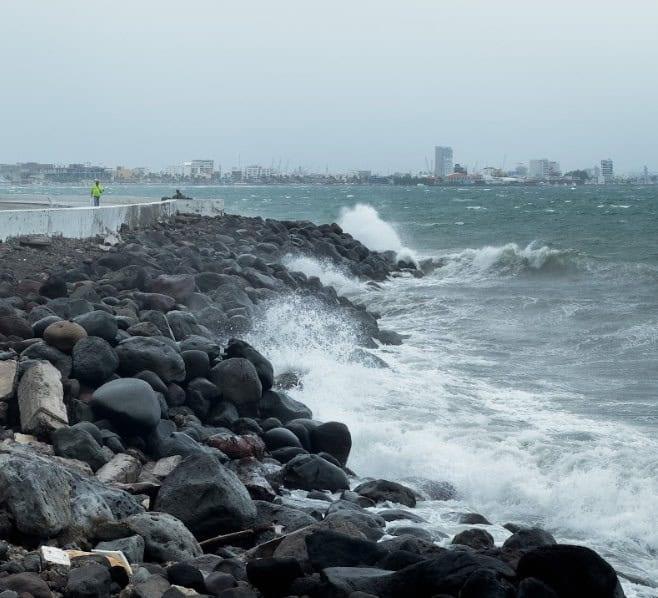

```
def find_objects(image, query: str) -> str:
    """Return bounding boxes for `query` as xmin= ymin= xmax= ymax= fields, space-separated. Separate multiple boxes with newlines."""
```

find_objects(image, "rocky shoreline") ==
xmin=0 ymin=212 xmax=625 ymax=597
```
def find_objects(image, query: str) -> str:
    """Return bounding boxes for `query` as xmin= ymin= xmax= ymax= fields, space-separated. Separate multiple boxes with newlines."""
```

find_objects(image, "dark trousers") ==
xmin=93 ymin=197 xmax=100 ymax=207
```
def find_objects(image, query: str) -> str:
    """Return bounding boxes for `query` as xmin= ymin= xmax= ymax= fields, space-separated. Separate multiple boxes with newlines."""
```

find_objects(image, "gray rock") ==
xmin=91 ymin=378 xmax=161 ymax=434
xmin=354 ymin=479 xmax=416 ymax=507
xmin=0 ymin=359 xmax=17 ymax=401
xmin=282 ymin=454 xmax=349 ymax=492
xmin=154 ymin=453 xmax=256 ymax=539
xmin=115 ymin=336 xmax=186 ymax=383
xmin=166 ymin=311 xmax=208 ymax=341
xmin=258 ymin=390 xmax=312 ymax=424
xmin=209 ymin=358 xmax=262 ymax=414
xmin=95 ymin=453 xmax=142 ymax=484
xmin=96 ymin=535 xmax=145 ymax=564
xmin=73 ymin=311 xmax=118 ymax=342
xmin=20 ymin=342 xmax=72 ymax=378
xmin=18 ymin=361 xmax=68 ymax=434
xmin=124 ymin=512 xmax=202 ymax=563
xmin=72 ymin=337 xmax=119 ymax=385
xmin=65 ymin=563 xmax=111 ymax=598
xmin=52 ymin=425 xmax=109 ymax=471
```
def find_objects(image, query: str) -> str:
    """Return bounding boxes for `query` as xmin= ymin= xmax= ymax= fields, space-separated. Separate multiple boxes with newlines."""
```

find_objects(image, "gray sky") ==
xmin=1 ymin=0 xmax=656 ymax=174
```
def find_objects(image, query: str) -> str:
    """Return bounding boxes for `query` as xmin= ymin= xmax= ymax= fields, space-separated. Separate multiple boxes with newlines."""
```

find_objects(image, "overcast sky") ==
xmin=1 ymin=0 xmax=656 ymax=173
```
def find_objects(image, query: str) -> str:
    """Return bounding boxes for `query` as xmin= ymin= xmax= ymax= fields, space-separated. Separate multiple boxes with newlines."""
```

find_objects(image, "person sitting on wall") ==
xmin=90 ymin=180 xmax=104 ymax=207
xmin=173 ymin=189 xmax=191 ymax=199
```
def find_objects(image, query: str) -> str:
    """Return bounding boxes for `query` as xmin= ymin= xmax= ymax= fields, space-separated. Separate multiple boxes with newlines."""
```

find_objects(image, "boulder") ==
xmin=166 ymin=563 xmax=206 ymax=594
xmin=95 ymin=453 xmax=142 ymax=484
xmin=72 ymin=337 xmax=119 ymax=385
xmin=306 ymin=529 xmax=387 ymax=570
xmin=224 ymin=339 xmax=274 ymax=390
xmin=73 ymin=311 xmax=118 ymax=342
xmin=258 ymin=390 xmax=312 ymax=423
xmin=311 ymin=421 xmax=351 ymax=466
xmin=0 ymin=315 xmax=32 ymax=339
xmin=181 ymin=350 xmax=210 ymax=380
xmin=18 ymin=361 xmax=68 ymax=434
xmin=91 ymin=378 xmax=161 ymax=434
xmin=0 ymin=359 xmax=17 ymax=401
xmin=43 ymin=320 xmax=88 ymax=353
xmin=263 ymin=427 xmax=303 ymax=451
xmin=209 ymin=358 xmax=262 ymax=414
xmin=246 ymin=558 xmax=303 ymax=597
xmin=0 ymin=450 xmax=71 ymax=537
xmin=253 ymin=500 xmax=317 ymax=541
xmin=148 ymin=275 xmax=196 ymax=302
xmin=20 ymin=341 xmax=72 ymax=378
xmin=354 ymin=479 xmax=416 ymax=507
xmin=460 ymin=569 xmax=516 ymax=598
xmin=282 ymin=454 xmax=349 ymax=492
xmin=517 ymin=545 xmax=624 ymax=598
xmin=123 ymin=512 xmax=202 ymax=562
xmin=154 ymin=453 xmax=256 ymax=538
xmin=452 ymin=528 xmax=495 ymax=550
xmin=52 ymin=425 xmax=109 ymax=471
xmin=96 ymin=535 xmax=145 ymax=564
xmin=65 ymin=563 xmax=111 ymax=598
xmin=518 ymin=578 xmax=560 ymax=598
xmin=32 ymin=315 xmax=63 ymax=338
xmin=503 ymin=527 xmax=556 ymax=551
xmin=166 ymin=311 xmax=208 ymax=341
xmin=115 ymin=337 xmax=186 ymax=383
xmin=321 ymin=567 xmax=393 ymax=597
xmin=0 ymin=573 xmax=52 ymax=598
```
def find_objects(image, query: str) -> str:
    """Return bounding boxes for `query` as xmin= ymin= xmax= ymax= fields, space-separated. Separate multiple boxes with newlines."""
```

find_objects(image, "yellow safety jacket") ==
xmin=91 ymin=183 xmax=104 ymax=198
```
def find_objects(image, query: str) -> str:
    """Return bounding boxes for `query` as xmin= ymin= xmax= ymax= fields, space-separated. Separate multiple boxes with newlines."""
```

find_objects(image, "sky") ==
xmin=1 ymin=0 xmax=657 ymax=174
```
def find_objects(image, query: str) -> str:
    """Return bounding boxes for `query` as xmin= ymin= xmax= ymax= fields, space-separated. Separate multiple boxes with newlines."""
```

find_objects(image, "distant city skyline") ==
xmin=1 ymin=1 xmax=657 ymax=174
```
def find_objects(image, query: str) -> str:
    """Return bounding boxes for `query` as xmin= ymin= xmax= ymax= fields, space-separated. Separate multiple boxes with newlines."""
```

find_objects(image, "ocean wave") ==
xmin=432 ymin=242 xmax=584 ymax=278
xmin=282 ymin=254 xmax=366 ymax=295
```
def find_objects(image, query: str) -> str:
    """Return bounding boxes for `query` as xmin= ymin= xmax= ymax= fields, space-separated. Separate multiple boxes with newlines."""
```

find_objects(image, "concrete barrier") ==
xmin=0 ymin=198 xmax=223 ymax=242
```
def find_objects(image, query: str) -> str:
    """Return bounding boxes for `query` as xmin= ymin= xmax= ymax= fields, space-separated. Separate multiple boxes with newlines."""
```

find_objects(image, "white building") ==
xmin=434 ymin=146 xmax=453 ymax=178
xmin=600 ymin=159 xmax=614 ymax=184
xmin=528 ymin=159 xmax=550 ymax=180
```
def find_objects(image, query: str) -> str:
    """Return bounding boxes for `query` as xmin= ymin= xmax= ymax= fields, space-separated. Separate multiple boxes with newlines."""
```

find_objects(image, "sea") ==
xmin=3 ymin=183 xmax=658 ymax=595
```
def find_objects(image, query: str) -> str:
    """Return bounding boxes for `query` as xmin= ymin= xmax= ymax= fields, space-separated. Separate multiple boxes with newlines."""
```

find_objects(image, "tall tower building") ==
xmin=434 ymin=146 xmax=454 ymax=178
xmin=600 ymin=159 xmax=614 ymax=184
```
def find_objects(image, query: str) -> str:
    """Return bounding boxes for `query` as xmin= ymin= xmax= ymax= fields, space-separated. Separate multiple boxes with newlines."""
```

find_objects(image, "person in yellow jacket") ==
xmin=91 ymin=180 xmax=104 ymax=206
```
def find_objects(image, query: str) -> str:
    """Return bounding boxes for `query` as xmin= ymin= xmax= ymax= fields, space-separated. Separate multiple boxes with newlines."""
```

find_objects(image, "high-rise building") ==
xmin=529 ymin=159 xmax=550 ymax=180
xmin=434 ymin=146 xmax=453 ymax=178
xmin=600 ymin=159 xmax=614 ymax=184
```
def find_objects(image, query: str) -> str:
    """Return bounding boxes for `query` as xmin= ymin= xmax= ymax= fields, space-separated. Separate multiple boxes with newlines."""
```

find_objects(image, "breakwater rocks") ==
xmin=0 ymin=213 xmax=626 ymax=597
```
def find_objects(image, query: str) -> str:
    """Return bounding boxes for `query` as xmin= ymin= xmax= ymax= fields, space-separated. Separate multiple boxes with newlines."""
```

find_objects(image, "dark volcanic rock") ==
xmin=148 ymin=274 xmax=195 ymax=302
xmin=258 ymin=390 xmax=312 ymax=423
xmin=65 ymin=563 xmax=111 ymax=598
xmin=209 ymin=358 xmax=262 ymax=414
xmin=20 ymin=341 xmax=72 ymax=378
xmin=503 ymin=527 xmax=557 ymax=551
xmin=460 ymin=568 xmax=516 ymax=598
xmin=0 ymin=573 xmax=52 ymax=598
xmin=123 ymin=512 xmax=202 ymax=562
xmin=91 ymin=378 xmax=161 ymax=434
xmin=518 ymin=577 xmax=560 ymax=598
xmin=354 ymin=479 xmax=416 ymax=507
xmin=263 ymin=427 xmax=303 ymax=450
xmin=306 ymin=529 xmax=387 ymax=570
xmin=72 ymin=336 xmax=119 ymax=384
xmin=452 ymin=528 xmax=495 ymax=550
xmin=73 ymin=310 xmax=118 ymax=342
xmin=96 ymin=535 xmax=145 ymax=564
xmin=282 ymin=454 xmax=349 ymax=492
xmin=115 ymin=336 xmax=186 ymax=382
xmin=517 ymin=545 xmax=624 ymax=598
xmin=154 ymin=452 xmax=256 ymax=538
xmin=52 ymin=424 xmax=109 ymax=471
xmin=224 ymin=339 xmax=274 ymax=390
xmin=0 ymin=316 xmax=33 ymax=339
xmin=246 ymin=558 xmax=304 ymax=597
xmin=311 ymin=421 xmax=351 ymax=466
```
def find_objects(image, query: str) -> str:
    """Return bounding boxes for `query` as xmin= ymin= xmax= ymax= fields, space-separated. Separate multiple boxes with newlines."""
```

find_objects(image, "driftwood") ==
xmin=199 ymin=524 xmax=280 ymax=549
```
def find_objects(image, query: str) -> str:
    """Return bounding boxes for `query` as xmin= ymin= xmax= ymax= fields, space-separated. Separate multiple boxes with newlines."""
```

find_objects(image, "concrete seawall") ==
xmin=0 ymin=198 xmax=224 ymax=242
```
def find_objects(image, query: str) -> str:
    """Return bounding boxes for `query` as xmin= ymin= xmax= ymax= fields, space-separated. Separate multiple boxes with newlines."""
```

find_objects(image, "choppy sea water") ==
xmin=5 ymin=183 xmax=658 ymax=595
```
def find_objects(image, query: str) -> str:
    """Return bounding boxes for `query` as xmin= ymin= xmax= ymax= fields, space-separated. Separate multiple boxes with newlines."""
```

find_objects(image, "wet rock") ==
xmin=452 ymin=528 xmax=495 ymax=550
xmin=207 ymin=433 xmax=265 ymax=460
xmin=460 ymin=568 xmax=516 ymax=598
xmin=115 ymin=336 xmax=186 ymax=383
xmin=517 ymin=545 xmax=624 ymax=598
xmin=224 ymin=339 xmax=273 ymax=390
xmin=65 ymin=563 xmax=111 ymax=598
xmin=73 ymin=310 xmax=118 ymax=342
xmin=166 ymin=563 xmax=206 ymax=594
xmin=518 ymin=577 xmax=560 ymax=598
xmin=181 ymin=350 xmax=210 ymax=380
xmin=270 ymin=446 xmax=309 ymax=463
xmin=18 ymin=361 xmax=68 ymax=434
xmin=148 ymin=274 xmax=196 ymax=302
xmin=253 ymin=501 xmax=316 ymax=541
xmin=311 ymin=421 xmax=351 ymax=466
xmin=378 ymin=509 xmax=426 ymax=524
xmin=306 ymin=529 xmax=387 ymax=570
xmin=459 ymin=512 xmax=491 ymax=525
xmin=354 ymin=479 xmax=416 ymax=508
xmin=263 ymin=427 xmax=303 ymax=451
xmin=96 ymin=535 xmax=145 ymax=564
xmin=209 ymin=358 xmax=262 ymax=414
xmin=123 ymin=512 xmax=202 ymax=562
xmin=91 ymin=378 xmax=161 ymax=434
xmin=503 ymin=527 xmax=556 ymax=551
xmin=282 ymin=453 xmax=349 ymax=492
xmin=52 ymin=425 xmax=109 ymax=471
xmin=258 ymin=390 xmax=312 ymax=424
xmin=204 ymin=572 xmax=237 ymax=595
xmin=246 ymin=557 xmax=303 ymax=597
xmin=323 ymin=511 xmax=386 ymax=542
xmin=166 ymin=311 xmax=208 ymax=341
xmin=154 ymin=452 xmax=256 ymax=538
xmin=321 ymin=567 xmax=393 ymax=597
xmin=72 ymin=337 xmax=119 ymax=384
xmin=43 ymin=320 xmax=88 ymax=353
